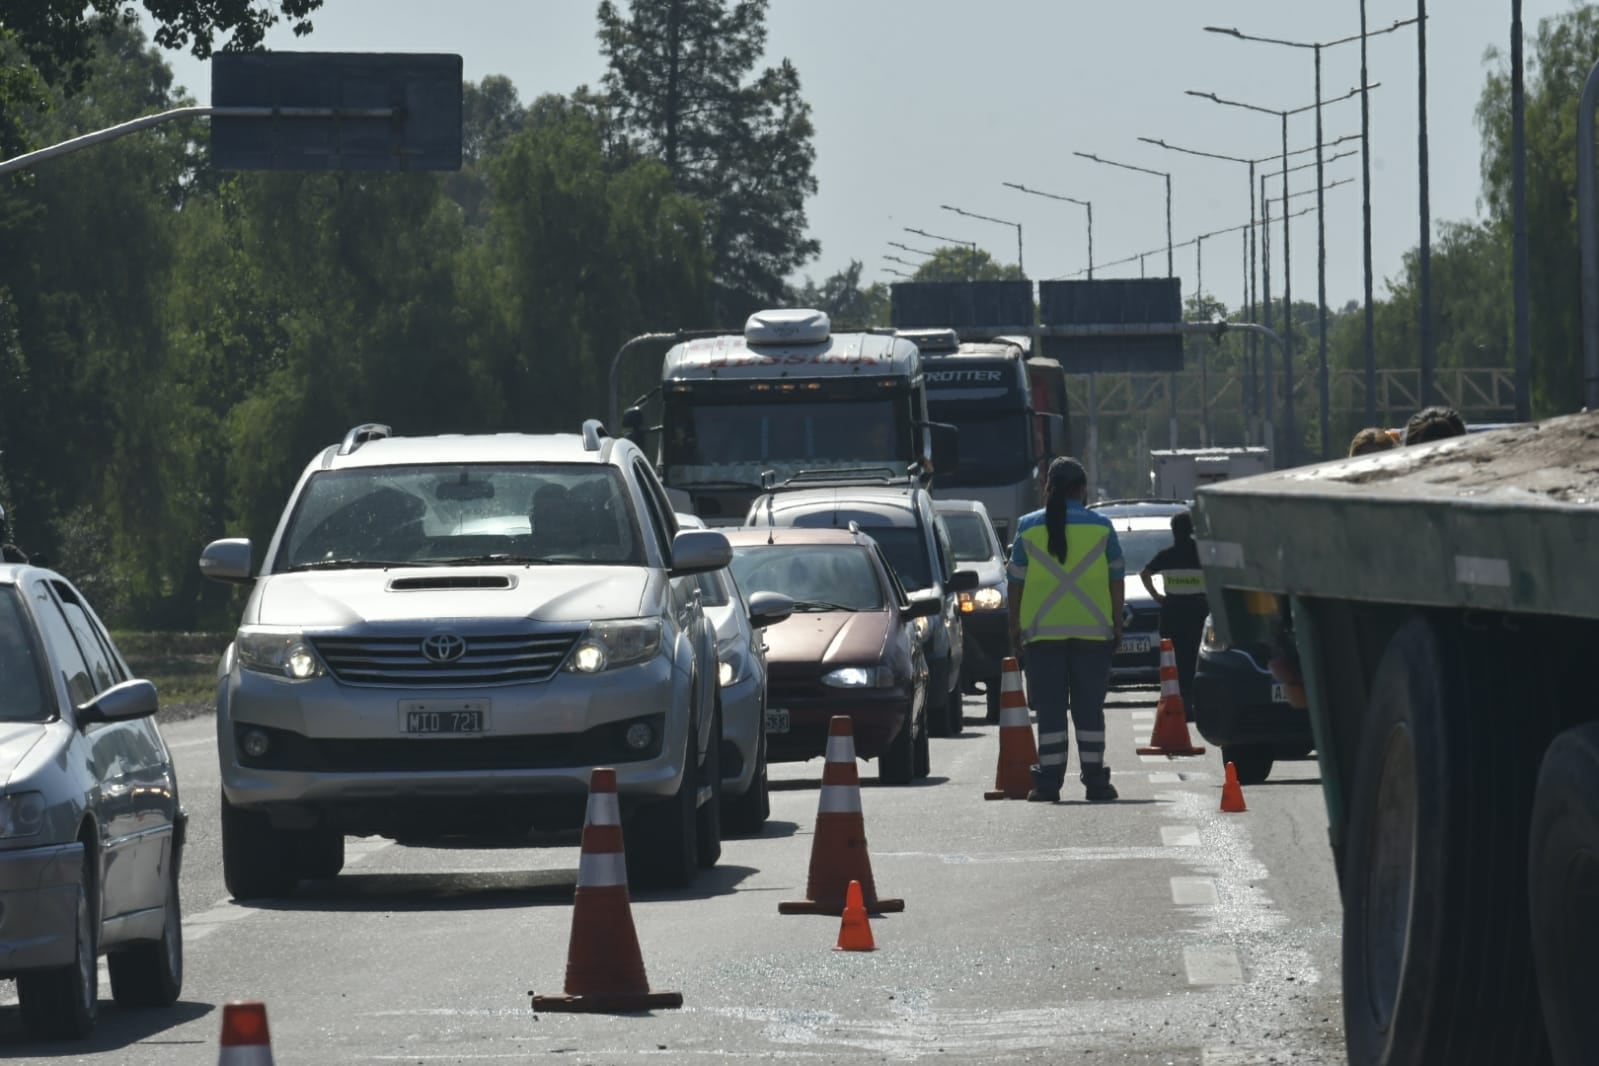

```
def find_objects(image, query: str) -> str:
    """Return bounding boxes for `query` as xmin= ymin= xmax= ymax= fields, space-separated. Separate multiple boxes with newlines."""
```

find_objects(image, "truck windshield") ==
xmin=926 ymin=411 xmax=1034 ymax=485
xmin=664 ymin=398 xmax=911 ymax=485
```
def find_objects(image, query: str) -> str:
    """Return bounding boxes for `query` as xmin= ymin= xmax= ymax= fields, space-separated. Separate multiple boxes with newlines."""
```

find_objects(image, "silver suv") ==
xmin=199 ymin=420 xmax=731 ymax=897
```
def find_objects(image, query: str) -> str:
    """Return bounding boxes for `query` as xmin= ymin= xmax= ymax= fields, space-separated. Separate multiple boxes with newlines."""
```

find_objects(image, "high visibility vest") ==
xmin=1016 ymin=521 xmax=1115 ymax=642
xmin=1162 ymin=568 xmax=1207 ymax=597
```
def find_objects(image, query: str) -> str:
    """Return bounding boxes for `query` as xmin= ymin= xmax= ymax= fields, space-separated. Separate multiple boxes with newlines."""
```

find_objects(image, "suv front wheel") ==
xmin=626 ymin=711 xmax=709 ymax=891
xmin=221 ymin=792 xmax=297 ymax=900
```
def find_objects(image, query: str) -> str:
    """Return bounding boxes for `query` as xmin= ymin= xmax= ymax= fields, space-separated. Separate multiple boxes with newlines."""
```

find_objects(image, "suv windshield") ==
xmin=1117 ymin=528 xmax=1175 ymax=575
xmin=730 ymin=545 xmax=885 ymax=611
xmin=277 ymin=464 xmax=643 ymax=570
xmin=858 ymin=526 xmax=933 ymax=592
xmin=941 ymin=512 xmax=996 ymax=562
xmin=0 ymin=588 xmax=50 ymax=722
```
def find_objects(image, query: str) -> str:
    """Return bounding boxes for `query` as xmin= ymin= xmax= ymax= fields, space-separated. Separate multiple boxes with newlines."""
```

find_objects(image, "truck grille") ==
xmin=312 ymin=631 xmax=581 ymax=686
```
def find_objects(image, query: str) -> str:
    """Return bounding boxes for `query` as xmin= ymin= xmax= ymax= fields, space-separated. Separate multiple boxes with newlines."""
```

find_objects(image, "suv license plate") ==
xmin=766 ymin=708 xmax=790 ymax=735
xmin=400 ymin=700 xmax=489 ymax=735
xmin=1270 ymin=683 xmax=1288 ymax=704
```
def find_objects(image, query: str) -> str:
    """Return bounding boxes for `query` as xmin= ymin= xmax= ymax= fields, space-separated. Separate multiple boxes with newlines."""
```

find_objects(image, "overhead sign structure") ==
xmin=1038 ymin=279 xmax=1184 ymax=373
xmin=889 ymin=281 xmax=1034 ymax=332
xmin=211 ymin=52 xmax=463 ymax=172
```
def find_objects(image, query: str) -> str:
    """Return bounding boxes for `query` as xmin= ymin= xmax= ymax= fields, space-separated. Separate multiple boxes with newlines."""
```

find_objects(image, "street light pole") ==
xmin=1361 ymin=1 xmax=1377 ymax=424
xmin=1417 ymin=0 xmax=1434 ymax=408
xmin=940 ymin=204 xmax=1025 ymax=275
xmin=1314 ymin=43 xmax=1330 ymax=457
xmin=1001 ymin=183 xmax=1095 ymax=279
xmin=1512 ymin=0 xmax=1533 ymax=420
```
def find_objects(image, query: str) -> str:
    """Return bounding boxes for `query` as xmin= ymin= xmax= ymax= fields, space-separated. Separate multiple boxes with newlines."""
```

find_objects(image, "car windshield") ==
xmin=730 ymin=545 xmax=885 ymax=611
xmin=0 ymin=587 xmax=50 ymax=723
xmin=1117 ymin=528 xmax=1176 ymax=575
xmin=941 ymin=511 xmax=995 ymax=562
xmin=859 ymin=526 xmax=933 ymax=592
xmin=277 ymin=463 xmax=643 ymax=570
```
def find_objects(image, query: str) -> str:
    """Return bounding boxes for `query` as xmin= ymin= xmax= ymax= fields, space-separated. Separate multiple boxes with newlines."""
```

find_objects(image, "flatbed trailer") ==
xmin=1194 ymin=411 xmax=1599 ymax=1066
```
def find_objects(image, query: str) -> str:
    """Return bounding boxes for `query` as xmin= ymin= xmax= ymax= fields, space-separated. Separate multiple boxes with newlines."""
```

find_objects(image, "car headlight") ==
xmin=0 ymin=791 xmax=46 ymax=839
xmin=959 ymin=585 xmax=1006 ymax=613
xmin=566 ymin=619 xmax=664 ymax=674
xmin=822 ymin=666 xmax=895 ymax=689
xmin=1201 ymin=617 xmax=1227 ymax=653
xmin=912 ymin=616 xmax=932 ymax=641
xmin=236 ymin=628 xmax=326 ymax=681
xmin=717 ymin=643 xmax=748 ymax=687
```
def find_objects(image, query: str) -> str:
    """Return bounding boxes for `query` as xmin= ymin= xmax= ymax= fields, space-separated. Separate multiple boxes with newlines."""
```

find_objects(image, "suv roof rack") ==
xmin=778 ymin=467 xmax=909 ymax=489
xmin=581 ymin=419 xmax=609 ymax=452
xmin=338 ymin=423 xmax=392 ymax=456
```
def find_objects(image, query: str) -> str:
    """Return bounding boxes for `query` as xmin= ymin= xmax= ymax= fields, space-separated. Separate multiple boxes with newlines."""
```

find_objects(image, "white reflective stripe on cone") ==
xmin=585 ymin=790 xmax=622 ymax=827
xmin=818 ymin=785 xmax=863 ymax=814
xmin=999 ymin=704 xmax=1030 ymax=727
xmin=825 ymin=735 xmax=857 ymax=763
xmin=578 ymin=851 xmax=629 ymax=888
xmin=1161 ymin=677 xmax=1181 ymax=697
xmin=1159 ymin=647 xmax=1176 ymax=668
xmin=219 ymin=1049 xmax=275 ymax=1066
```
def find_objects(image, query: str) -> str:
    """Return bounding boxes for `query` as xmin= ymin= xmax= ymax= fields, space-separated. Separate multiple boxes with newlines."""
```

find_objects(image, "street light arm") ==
xmin=1205 ymin=16 xmax=1422 ymax=52
xmin=1073 ymin=151 xmax=1169 ymax=181
xmin=1003 ymin=181 xmax=1090 ymax=209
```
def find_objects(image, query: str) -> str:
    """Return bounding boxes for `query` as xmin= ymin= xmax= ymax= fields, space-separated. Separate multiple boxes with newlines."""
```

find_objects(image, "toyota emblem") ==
xmin=421 ymin=633 xmax=467 ymax=664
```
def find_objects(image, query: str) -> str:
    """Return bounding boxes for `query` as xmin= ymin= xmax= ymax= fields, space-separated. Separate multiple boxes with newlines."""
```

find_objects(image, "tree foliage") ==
xmin=786 ymin=260 xmax=889 ymax=327
xmin=911 ymin=246 xmax=1025 ymax=283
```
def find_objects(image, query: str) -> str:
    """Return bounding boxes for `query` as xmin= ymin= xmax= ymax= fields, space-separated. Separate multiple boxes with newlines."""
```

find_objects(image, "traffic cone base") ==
xmin=1137 ymin=639 xmax=1206 ymax=757
xmin=528 ymin=768 xmax=682 ymax=1014
xmin=780 ymin=716 xmax=906 ymax=916
xmin=1220 ymin=761 xmax=1248 ymax=813
xmin=985 ymin=656 xmax=1038 ymax=800
xmin=834 ymin=880 xmax=877 ymax=951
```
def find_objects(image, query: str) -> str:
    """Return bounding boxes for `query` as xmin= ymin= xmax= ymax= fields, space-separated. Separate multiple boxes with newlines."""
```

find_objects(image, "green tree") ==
xmin=597 ymin=0 xmax=818 ymax=321
xmin=786 ymin=260 xmax=889 ymax=327
xmin=911 ymin=246 xmax=1024 ymax=282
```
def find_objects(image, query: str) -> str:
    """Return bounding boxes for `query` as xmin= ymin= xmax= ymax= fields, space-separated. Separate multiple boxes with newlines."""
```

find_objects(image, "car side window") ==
xmin=874 ymin=545 xmax=911 ymax=606
xmin=630 ymin=460 xmax=673 ymax=562
xmin=931 ymin=512 xmax=956 ymax=583
xmin=53 ymin=582 xmax=124 ymax=693
xmin=636 ymin=462 xmax=681 ymax=541
xmin=31 ymin=586 xmax=97 ymax=707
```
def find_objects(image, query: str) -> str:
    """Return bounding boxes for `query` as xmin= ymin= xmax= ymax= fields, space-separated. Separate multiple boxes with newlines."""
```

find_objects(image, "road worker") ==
xmin=1139 ymin=511 xmax=1208 ymax=711
xmin=1007 ymin=456 xmax=1124 ymax=803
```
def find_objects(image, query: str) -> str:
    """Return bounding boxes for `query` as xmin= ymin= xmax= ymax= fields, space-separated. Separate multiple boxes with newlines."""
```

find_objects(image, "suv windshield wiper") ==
xmin=432 ymin=554 xmax=555 ymax=566
xmin=285 ymin=558 xmax=438 ymax=572
xmin=790 ymin=599 xmax=859 ymax=613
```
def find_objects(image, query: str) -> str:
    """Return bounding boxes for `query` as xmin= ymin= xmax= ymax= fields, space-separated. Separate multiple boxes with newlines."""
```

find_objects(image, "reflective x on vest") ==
xmin=1019 ymin=531 xmax=1113 ymax=641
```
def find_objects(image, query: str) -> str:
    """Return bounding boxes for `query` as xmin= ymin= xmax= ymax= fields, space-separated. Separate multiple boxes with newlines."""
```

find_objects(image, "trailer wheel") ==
xmin=1529 ymin=723 xmax=1599 ymax=1066
xmin=1341 ymin=615 xmax=1549 ymax=1066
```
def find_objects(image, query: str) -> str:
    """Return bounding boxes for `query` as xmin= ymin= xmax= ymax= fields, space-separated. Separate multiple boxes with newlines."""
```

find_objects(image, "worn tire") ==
xmin=18 ymin=848 xmax=98 ymax=1040
xmin=879 ymin=715 xmax=915 ymax=785
xmin=626 ymin=720 xmax=699 ymax=891
xmin=221 ymin=792 xmax=297 ymax=901
xmin=1528 ymin=723 xmax=1599 ymax=1066
xmin=1222 ymin=745 xmax=1275 ymax=786
xmin=695 ymin=699 xmax=723 ymax=870
xmin=1341 ymin=615 xmax=1549 ymax=1066
xmin=723 ymin=719 xmax=769 ymax=836
xmin=108 ymin=854 xmax=183 ymax=1008
xmin=293 ymin=826 xmax=346 ymax=881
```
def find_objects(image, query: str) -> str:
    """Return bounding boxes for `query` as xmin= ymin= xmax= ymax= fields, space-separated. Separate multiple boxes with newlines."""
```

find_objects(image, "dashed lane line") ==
xmin=1183 ymin=945 xmax=1246 ymax=986
xmin=1170 ymin=876 xmax=1220 ymax=906
xmin=1161 ymin=825 xmax=1202 ymax=847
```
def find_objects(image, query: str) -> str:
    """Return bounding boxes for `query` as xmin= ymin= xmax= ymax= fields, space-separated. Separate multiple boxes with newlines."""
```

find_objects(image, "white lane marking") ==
xmin=165 ymin=734 xmax=217 ymax=752
xmin=1455 ymin=554 xmax=1512 ymax=588
xmin=1161 ymin=825 xmax=1201 ymax=847
xmin=1148 ymin=772 xmax=1182 ymax=784
xmin=1171 ymin=877 xmax=1219 ymax=906
xmin=874 ymin=846 xmax=1197 ymax=864
xmin=1184 ymin=946 xmax=1245 ymax=985
xmin=1203 ymin=1048 xmax=1284 ymax=1064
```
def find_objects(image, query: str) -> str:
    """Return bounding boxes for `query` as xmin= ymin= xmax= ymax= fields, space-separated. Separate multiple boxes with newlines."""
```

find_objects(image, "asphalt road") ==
xmin=0 ymin=688 xmax=1344 ymax=1064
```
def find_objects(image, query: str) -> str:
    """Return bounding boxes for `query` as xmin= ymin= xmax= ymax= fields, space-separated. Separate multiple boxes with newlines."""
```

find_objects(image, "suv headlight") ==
xmin=0 ymin=791 xmax=46 ymax=839
xmin=236 ymin=628 xmax=327 ymax=681
xmin=959 ymin=585 xmax=1006 ymax=613
xmin=567 ymin=619 xmax=664 ymax=674
xmin=717 ymin=643 xmax=749 ymax=687
xmin=822 ymin=666 xmax=894 ymax=689
xmin=1201 ymin=617 xmax=1227 ymax=653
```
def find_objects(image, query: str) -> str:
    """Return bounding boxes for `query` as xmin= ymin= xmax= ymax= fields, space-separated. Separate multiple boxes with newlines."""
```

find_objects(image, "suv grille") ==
xmin=312 ymin=631 xmax=581 ymax=686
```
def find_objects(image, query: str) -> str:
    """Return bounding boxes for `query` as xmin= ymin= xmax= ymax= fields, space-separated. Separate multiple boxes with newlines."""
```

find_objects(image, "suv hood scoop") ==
xmin=388 ymin=574 xmax=516 ymax=592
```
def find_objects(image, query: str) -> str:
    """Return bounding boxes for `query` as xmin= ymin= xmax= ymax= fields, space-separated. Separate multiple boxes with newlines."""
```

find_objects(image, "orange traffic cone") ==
xmin=218 ymin=1001 xmax=274 ymax=1066
xmin=834 ymin=879 xmax=877 ymax=952
xmin=779 ymin=716 xmax=906 ymax=916
xmin=529 ymin=768 xmax=683 ymax=1013
xmin=1137 ymin=638 xmax=1206 ymax=757
xmin=1220 ymin=761 xmax=1248 ymax=813
xmin=984 ymin=656 xmax=1038 ymax=800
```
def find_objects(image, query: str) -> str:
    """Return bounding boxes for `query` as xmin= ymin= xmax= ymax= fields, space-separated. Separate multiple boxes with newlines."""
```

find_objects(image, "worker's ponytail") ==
xmin=1043 ymin=457 xmax=1087 ymax=564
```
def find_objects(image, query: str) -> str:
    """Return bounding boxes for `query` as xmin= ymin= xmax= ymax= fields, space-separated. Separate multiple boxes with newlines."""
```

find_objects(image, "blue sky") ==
xmin=158 ymin=0 xmax=1571 ymax=312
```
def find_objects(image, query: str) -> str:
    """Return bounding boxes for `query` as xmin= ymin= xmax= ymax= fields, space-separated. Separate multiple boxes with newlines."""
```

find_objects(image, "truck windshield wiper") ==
xmin=790 ymin=599 xmax=858 ymax=613
xmin=285 ymin=558 xmax=437 ymax=572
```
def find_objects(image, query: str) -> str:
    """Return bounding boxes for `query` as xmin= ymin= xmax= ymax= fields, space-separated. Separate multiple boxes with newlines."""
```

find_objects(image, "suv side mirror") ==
xmin=669 ymin=530 xmax=732 ymax=577
xmin=904 ymin=594 xmax=942 ymax=620
xmin=747 ymin=590 xmax=794 ymax=630
xmin=200 ymin=538 xmax=253 ymax=583
xmin=948 ymin=569 xmax=981 ymax=594
xmin=76 ymin=679 xmax=159 ymax=729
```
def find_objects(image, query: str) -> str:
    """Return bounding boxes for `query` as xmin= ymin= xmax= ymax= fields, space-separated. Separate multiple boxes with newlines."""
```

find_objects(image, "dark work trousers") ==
xmin=1022 ymin=638 xmax=1114 ymax=791
xmin=1161 ymin=601 xmax=1208 ymax=714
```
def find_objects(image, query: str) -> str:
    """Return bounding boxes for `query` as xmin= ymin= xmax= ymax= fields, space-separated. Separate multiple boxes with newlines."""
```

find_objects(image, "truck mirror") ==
xmin=930 ymin=423 xmax=960 ymax=475
xmin=1039 ymin=412 xmax=1067 ymax=458
xmin=622 ymin=406 xmax=645 ymax=435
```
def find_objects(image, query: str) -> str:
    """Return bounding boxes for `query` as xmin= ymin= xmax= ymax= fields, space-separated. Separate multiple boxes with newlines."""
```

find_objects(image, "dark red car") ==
xmin=723 ymin=528 xmax=936 ymax=784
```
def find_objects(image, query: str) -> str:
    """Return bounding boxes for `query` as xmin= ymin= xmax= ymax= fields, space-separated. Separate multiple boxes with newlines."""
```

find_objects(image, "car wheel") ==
xmin=929 ymin=661 xmax=953 ymax=738
xmin=626 ymin=719 xmax=700 ymax=891
xmin=1223 ymin=745 xmax=1275 ymax=786
xmin=108 ymin=854 xmax=183 ymax=1008
xmin=293 ymin=826 xmax=346 ymax=881
xmin=879 ymin=715 xmax=915 ymax=785
xmin=913 ymin=713 xmax=931 ymax=779
xmin=221 ymin=791 xmax=297 ymax=900
xmin=947 ymin=683 xmax=965 ymax=736
xmin=18 ymin=847 xmax=98 ymax=1040
xmin=723 ymin=718 xmax=770 ymax=836
xmin=985 ymin=677 xmax=1002 ymax=724
xmin=695 ymin=697 xmax=723 ymax=869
